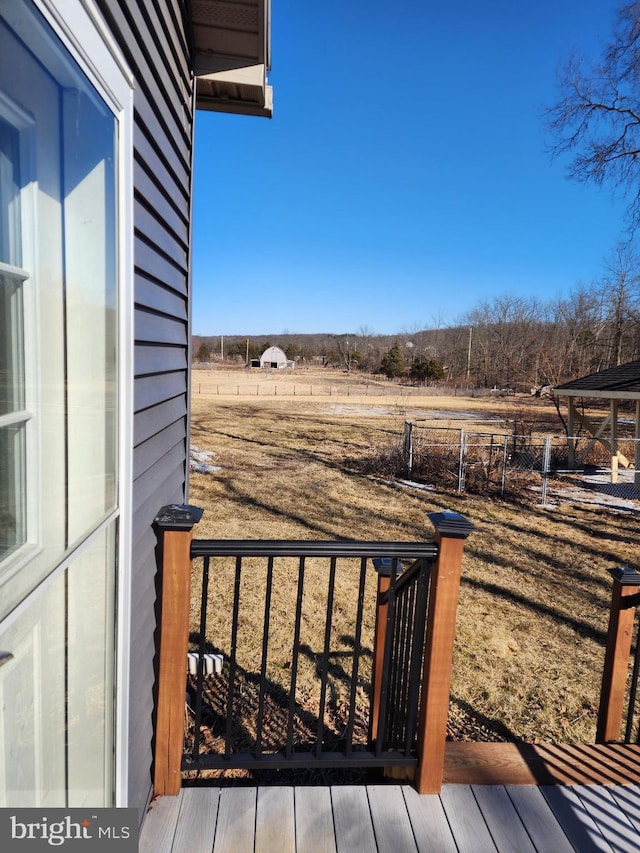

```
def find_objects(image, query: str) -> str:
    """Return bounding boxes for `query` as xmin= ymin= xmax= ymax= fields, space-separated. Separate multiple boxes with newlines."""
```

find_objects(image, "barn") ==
xmin=260 ymin=345 xmax=293 ymax=368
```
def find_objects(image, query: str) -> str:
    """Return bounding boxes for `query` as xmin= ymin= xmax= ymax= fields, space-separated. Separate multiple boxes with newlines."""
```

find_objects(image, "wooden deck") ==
xmin=140 ymin=744 xmax=640 ymax=852
xmin=140 ymin=782 xmax=640 ymax=852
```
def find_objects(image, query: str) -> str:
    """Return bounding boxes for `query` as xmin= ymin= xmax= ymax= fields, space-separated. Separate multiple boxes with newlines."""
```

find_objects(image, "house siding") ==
xmin=95 ymin=0 xmax=194 ymax=814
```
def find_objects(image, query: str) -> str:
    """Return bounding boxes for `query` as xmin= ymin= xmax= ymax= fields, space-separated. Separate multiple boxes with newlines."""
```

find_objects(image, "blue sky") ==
xmin=192 ymin=0 xmax=627 ymax=336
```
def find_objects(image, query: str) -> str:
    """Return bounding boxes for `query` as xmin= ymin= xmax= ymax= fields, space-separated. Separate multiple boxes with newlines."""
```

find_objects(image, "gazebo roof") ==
xmin=554 ymin=360 xmax=640 ymax=400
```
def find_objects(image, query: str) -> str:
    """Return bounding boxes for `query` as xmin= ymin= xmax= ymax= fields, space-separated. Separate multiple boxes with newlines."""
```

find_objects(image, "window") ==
xmin=0 ymin=5 xmax=118 ymax=617
xmin=0 ymin=117 xmax=27 ymax=562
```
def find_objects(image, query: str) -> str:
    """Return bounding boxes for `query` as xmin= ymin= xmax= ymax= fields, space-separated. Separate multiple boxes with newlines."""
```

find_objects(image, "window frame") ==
xmin=0 ymin=260 xmax=31 ymax=565
xmin=0 ymin=92 xmax=39 ymax=579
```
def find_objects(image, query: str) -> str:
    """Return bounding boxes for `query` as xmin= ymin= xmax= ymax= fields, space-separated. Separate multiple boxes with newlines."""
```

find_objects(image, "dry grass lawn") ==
xmin=188 ymin=367 xmax=639 ymax=749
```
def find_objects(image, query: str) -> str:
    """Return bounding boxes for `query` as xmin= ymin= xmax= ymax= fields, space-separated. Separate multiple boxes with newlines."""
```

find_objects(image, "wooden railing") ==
xmin=152 ymin=505 xmax=473 ymax=796
xmin=597 ymin=566 xmax=640 ymax=744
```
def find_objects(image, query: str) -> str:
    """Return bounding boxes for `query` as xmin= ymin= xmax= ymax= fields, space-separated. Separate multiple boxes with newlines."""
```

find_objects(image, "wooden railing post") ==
xmin=415 ymin=511 xmax=474 ymax=794
xmin=596 ymin=566 xmax=640 ymax=743
xmin=370 ymin=558 xmax=392 ymax=740
xmin=153 ymin=504 xmax=203 ymax=796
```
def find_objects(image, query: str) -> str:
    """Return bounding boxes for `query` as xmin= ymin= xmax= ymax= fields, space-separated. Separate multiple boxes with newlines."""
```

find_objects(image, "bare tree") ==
xmin=356 ymin=325 xmax=375 ymax=370
xmin=600 ymin=241 xmax=640 ymax=365
xmin=330 ymin=334 xmax=359 ymax=372
xmin=547 ymin=2 xmax=640 ymax=228
xmin=464 ymin=295 xmax=542 ymax=388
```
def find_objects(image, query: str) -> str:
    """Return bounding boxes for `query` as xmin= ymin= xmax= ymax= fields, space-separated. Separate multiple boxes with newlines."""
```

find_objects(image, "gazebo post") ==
xmin=567 ymin=397 xmax=577 ymax=469
xmin=635 ymin=401 xmax=640 ymax=487
xmin=611 ymin=399 xmax=619 ymax=484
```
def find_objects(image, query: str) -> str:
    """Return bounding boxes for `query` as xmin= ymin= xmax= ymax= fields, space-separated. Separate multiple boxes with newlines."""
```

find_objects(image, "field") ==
xmin=188 ymin=366 xmax=639 ymax=749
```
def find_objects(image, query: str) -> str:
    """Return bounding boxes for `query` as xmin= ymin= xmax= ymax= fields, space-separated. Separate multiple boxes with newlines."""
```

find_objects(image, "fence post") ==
xmin=635 ymin=403 xmax=640 ymax=487
xmin=404 ymin=421 xmax=414 ymax=475
xmin=415 ymin=512 xmax=474 ymax=794
xmin=153 ymin=504 xmax=203 ymax=796
xmin=596 ymin=566 xmax=640 ymax=743
xmin=370 ymin=559 xmax=392 ymax=740
xmin=457 ymin=429 xmax=466 ymax=493
xmin=540 ymin=435 xmax=552 ymax=506
xmin=500 ymin=436 xmax=508 ymax=496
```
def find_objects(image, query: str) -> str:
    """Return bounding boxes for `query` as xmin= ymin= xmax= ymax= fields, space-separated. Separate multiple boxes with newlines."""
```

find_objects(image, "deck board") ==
xmin=542 ymin=785 xmax=613 ymax=852
xmin=573 ymin=786 xmax=640 ymax=853
xmin=139 ymin=792 xmax=182 ymax=853
xmin=172 ymin=788 xmax=219 ymax=853
xmin=609 ymin=786 xmax=640 ymax=833
xmin=402 ymin=786 xmax=458 ymax=853
xmin=440 ymin=785 xmax=498 ymax=853
xmin=212 ymin=787 xmax=256 ymax=853
xmin=367 ymin=785 xmax=418 ymax=853
xmin=506 ymin=785 xmax=575 ymax=853
xmin=295 ymin=787 xmax=337 ymax=853
xmin=538 ymin=745 xmax=640 ymax=786
xmin=256 ymin=786 xmax=295 ymax=853
xmin=472 ymin=785 xmax=537 ymax=853
xmin=443 ymin=742 xmax=640 ymax=785
xmin=331 ymin=786 xmax=377 ymax=853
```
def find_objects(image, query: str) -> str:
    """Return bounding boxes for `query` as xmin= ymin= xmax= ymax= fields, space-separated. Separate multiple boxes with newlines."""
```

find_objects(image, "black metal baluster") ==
xmin=393 ymin=571 xmax=415 ymax=747
xmin=402 ymin=580 xmax=417 ymax=743
xmin=192 ymin=555 xmax=210 ymax=763
xmin=316 ymin=556 xmax=337 ymax=758
xmin=405 ymin=558 xmax=431 ymax=753
xmin=255 ymin=556 xmax=275 ymax=755
xmin=345 ymin=557 xmax=368 ymax=757
xmin=392 ymin=561 xmax=403 ymax=747
xmin=225 ymin=555 xmax=242 ymax=759
xmin=387 ymin=579 xmax=405 ymax=746
xmin=286 ymin=557 xmax=306 ymax=758
xmin=394 ymin=580 xmax=414 ymax=748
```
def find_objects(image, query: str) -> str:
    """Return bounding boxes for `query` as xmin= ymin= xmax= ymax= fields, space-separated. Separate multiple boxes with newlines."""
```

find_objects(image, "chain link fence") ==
xmin=402 ymin=422 xmax=640 ymax=508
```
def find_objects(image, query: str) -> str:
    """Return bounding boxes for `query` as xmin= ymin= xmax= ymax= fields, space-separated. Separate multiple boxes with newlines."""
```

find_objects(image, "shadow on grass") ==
xmin=461 ymin=574 xmax=607 ymax=645
xmin=448 ymin=696 xmax=520 ymax=742
xmin=210 ymin=470 xmax=433 ymax=542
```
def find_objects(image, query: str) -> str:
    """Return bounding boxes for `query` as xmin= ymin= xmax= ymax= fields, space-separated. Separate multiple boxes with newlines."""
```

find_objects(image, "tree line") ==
xmin=194 ymin=238 xmax=640 ymax=389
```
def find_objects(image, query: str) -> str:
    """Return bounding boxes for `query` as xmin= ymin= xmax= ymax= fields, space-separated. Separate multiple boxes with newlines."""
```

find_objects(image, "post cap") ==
xmin=372 ymin=557 xmax=393 ymax=576
xmin=154 ymin=504 xmax=204 ymax=530
xmin=609 ymin=566 xmax=640 ymax=586
xmin=428 ymin=511 xmax=475 ymax=539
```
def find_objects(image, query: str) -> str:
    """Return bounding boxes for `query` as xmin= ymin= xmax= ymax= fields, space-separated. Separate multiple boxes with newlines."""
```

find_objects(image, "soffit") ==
xmin=190 ymin=0 xmax=272 ymax=118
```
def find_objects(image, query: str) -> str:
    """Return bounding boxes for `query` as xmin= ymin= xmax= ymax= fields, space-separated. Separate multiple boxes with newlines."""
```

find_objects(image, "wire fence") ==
xmin=402 ymin=422 xmax=640 ymax=508
xmin=193 ymin=379 xmax=480 ymax=399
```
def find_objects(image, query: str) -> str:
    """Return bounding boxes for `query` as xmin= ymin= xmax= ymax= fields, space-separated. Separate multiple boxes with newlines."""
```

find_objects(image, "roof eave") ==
xmin=553 ymin=388 xmax=640 ymax=400
xmin=190 ymin=0 xmax=272 ymax=118
xmin=195 ymin=66 xmax=273 ymax=118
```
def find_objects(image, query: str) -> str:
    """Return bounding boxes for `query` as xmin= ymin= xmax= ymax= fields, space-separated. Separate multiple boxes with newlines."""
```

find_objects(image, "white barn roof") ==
xmin=260 ymin=346 xmax=288 ymax=367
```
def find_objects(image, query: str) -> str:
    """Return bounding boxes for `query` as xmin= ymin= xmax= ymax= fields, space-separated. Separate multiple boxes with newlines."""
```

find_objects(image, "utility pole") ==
xmin=221 ymin=335 xmax=224 ymax=362
xmin=466 ymin=326 xmax=472 ymax=382
xmin=246 ymin=338 xmax=249 ymax=364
